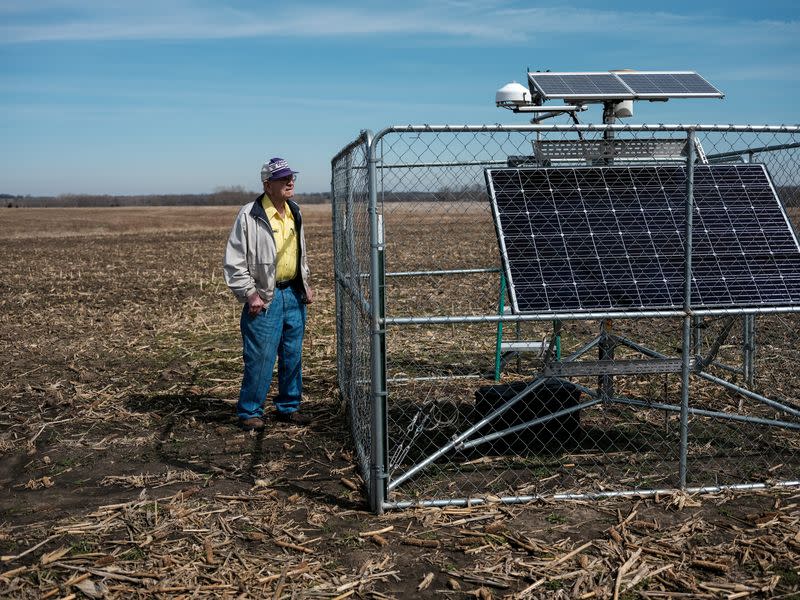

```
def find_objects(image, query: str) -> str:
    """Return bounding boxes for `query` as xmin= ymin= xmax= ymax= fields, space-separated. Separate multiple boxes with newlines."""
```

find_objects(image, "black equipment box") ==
xmin=474 ymin=379 xmax=581 ymax=453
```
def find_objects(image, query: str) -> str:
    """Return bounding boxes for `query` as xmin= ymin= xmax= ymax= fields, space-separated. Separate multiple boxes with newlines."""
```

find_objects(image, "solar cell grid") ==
xmin=528 ymin=72 xmax=634 ymax=100
xmin=527 ymin=71 xmax=723 ymax=101
xmin=487 ymin=164 xmax=800 ymax=313
xmin=617 ymin=72 xmax=723 ymax=97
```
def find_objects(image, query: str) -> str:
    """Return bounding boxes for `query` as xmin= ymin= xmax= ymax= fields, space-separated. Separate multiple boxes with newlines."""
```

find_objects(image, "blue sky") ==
xmin=1 ymin=1 xmax=798 ymax=196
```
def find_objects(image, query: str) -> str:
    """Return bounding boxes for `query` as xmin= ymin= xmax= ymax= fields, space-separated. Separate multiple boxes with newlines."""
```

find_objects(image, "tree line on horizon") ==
xmin=1 ymin=186 xmax=330 ymax=208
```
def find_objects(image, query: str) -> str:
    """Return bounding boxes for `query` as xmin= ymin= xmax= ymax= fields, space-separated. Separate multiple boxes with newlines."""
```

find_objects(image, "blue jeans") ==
xmin=237 ymin=287 xmax=306 ymax=420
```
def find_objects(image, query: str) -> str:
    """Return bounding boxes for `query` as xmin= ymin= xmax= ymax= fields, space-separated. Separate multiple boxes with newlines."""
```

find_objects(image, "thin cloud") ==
xmin=0 ymin=1 xmax=798 ymax=48
xmin=0 ymin=2 xmax=514 ymax=42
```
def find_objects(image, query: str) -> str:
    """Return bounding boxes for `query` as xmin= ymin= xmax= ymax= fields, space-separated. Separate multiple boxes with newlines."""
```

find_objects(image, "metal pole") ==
xmin=459 ymin=398 xmax=603 ymax=450
xmin=345 ymin=150 xmax=361 ymax=410
xmin=387 ymin=267 xmax=499 ymax=278
xmin=494 ymin=272 xmax=506 ymax=382
xmin=384 ymin=481 xmax=800 ymax=511
xmin=330 ymin=153 xmax=345 ymax=396
xmin=679 ymin=130 xmax=696 ymax=489
xmin=691 ymin=316 xmax=702 ymax=355
xmin=705 ymin=140 xmax=800 ymax=161
xmin=598 ymin=103 xmax=616 ymax=400
xmin=698 ymin=371 xmax=800 ymax=419
xmin=367 ymin=131 xmax=387 ymax=514
xmin=598 ymin=319 xmax=614 ymax=400
xmin=554 ymin=319 xmax=562 ymax=361
xmin=610 ymin=396 xmax=800 ymax=431
xmin=743 ymin=315 xmax=756 ymax=387
xmin=385 ymin=305 xmax=800 ymax=326
xmin=372 ymin=124 xmax=800 ymax=137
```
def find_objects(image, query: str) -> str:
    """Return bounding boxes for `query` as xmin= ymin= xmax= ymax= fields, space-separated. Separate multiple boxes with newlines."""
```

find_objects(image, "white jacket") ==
xmin=223 ymin=195 xmax=311 ymax=304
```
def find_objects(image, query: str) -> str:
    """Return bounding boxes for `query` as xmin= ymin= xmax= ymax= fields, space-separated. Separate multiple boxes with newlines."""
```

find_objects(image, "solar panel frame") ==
xmin=486 ymin=164 xmax=800 ymax=315
xmin=526 ymin=70 xmax=723 ymax=102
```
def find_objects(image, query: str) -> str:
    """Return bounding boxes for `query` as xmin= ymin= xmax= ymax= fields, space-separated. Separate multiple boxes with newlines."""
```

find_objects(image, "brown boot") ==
xmin=239 ymin=417 xmax=265 ymax=431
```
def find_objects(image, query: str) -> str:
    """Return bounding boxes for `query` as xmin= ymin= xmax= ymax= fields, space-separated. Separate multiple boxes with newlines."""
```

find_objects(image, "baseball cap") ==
xmin=261 ymin=157 xmax=299 ymax=182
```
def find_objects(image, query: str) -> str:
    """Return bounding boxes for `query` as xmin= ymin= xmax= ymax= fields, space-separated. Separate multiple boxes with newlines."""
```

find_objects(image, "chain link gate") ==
xmin=331 ymin=124 xmax=800 ymax=513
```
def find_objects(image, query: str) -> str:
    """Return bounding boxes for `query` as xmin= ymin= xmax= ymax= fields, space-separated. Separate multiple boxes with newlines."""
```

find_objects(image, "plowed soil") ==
xmin=0 ymin=206 xmax=798 ymax=599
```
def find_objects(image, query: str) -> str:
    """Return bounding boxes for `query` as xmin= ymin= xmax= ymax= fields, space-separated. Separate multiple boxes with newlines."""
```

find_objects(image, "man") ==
xmin=223 ymin=157 xmax=314 ymax=431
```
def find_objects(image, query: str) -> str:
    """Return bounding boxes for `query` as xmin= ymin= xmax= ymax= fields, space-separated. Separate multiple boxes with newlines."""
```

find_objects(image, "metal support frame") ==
xmin=598 ymin=105 xmax=617 ymax=401
xmin=389 ymin=379 xmax=548 ymax=491
xmin=678 ymin=129 xmax=696 ymax=489
xmin=612 ymin=336 xmax=800 ymax=420
xmin=384 ymin=319 xmax=800 ymax=504
xmin=331 ymin=123 xmax=800 ymax=513
xmin=598 ymin=319 xmax=615 ymax=399
xmin=382 ymin=299 xmax=800 ymax=501
xmin=458 ymin=397 xmax=603 ymax=451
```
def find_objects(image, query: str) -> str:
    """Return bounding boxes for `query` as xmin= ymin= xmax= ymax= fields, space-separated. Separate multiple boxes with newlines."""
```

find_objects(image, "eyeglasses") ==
xmin=272 ymin=175 xmax=296 ymax=184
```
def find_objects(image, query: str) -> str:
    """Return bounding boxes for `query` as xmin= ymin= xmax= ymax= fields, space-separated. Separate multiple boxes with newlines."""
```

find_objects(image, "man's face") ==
xmin=264 ymin=175 xmax=295 ymax=202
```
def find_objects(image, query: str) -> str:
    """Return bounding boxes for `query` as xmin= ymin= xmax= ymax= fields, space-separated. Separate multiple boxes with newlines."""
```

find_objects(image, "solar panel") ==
xmin=527 ymin=71 xmax=723 ymax=102
xmin=616 ymin=72 xmax=723 ymax=99
xmin=528 ymin=72 xmax=634 ymax=101
xmin=486 ymin=164 xmax=800 ymax=313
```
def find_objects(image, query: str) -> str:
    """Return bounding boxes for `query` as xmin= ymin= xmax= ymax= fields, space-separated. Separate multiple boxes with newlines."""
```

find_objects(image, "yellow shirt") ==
xmin=263 ymin=198 xmax=298 ymax=282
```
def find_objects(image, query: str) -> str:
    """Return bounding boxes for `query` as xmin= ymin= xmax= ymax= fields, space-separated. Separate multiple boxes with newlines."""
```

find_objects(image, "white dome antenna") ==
xmin=495 ymin=81 xmax=532 ymax=108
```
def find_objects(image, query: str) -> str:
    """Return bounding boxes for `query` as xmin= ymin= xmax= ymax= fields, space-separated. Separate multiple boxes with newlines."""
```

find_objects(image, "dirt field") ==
xmin=1 ymin=206 xmax=798 ymax=598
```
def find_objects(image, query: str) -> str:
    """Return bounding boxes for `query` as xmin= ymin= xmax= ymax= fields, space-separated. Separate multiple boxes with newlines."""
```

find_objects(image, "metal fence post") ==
xmin=330 ymin=154 xmax=342 ymax=389
xmin=367 ymin=133 xmax=388 ymax=513
xmin=331 ymin=130 xmax=374 ymax=493
xmin=680 ymin=129 xmax=697 ymax=489
xmin=344 ymin=150 xmax=359 ymax=404
xmin=743 ymin=315 xmax=756 ymax=387
xmin=332 ymin=152 xmax=349 ymax=396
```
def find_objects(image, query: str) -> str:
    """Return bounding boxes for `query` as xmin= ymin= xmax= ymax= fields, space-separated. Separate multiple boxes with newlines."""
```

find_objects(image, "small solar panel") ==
xmin=616 ymin=72 xmax=723 ymax=99
xmin=528 ymin=72 xmax=634 ymax=101
xmin=527 ymin=70 xmax=723 ymax=102
xmin=486 ymin=164 xmax=800 ymax=313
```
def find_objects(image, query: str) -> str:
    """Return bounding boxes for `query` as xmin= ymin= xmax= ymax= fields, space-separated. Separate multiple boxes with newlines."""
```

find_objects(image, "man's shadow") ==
xmin=124 ymin=391 xmax=365 ymax=510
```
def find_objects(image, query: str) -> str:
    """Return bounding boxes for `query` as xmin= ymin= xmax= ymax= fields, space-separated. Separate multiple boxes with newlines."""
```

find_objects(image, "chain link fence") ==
xmin=331 ymin=132 xmax=374 ymax=499
xmin=331 ymin=124 xmax=800 ymax=513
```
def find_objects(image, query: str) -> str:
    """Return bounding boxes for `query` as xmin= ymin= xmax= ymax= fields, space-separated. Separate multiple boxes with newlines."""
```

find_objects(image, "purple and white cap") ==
xmin=261 ymin=157 xmax=299 ymax=182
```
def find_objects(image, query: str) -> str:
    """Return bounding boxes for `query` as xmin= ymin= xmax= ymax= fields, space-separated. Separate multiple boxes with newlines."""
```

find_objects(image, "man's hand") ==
xmin=304 ymin=285 xmax=314 ymax=304
xmin=247 ymin=291 xmax=265 ymax=316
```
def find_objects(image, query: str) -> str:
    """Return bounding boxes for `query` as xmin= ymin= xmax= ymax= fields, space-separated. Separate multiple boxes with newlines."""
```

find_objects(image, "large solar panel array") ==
xmin=527 ymin=71 xmax=723 ymax=102
xmin=486 ymin=164 xmax=800 ymax=313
